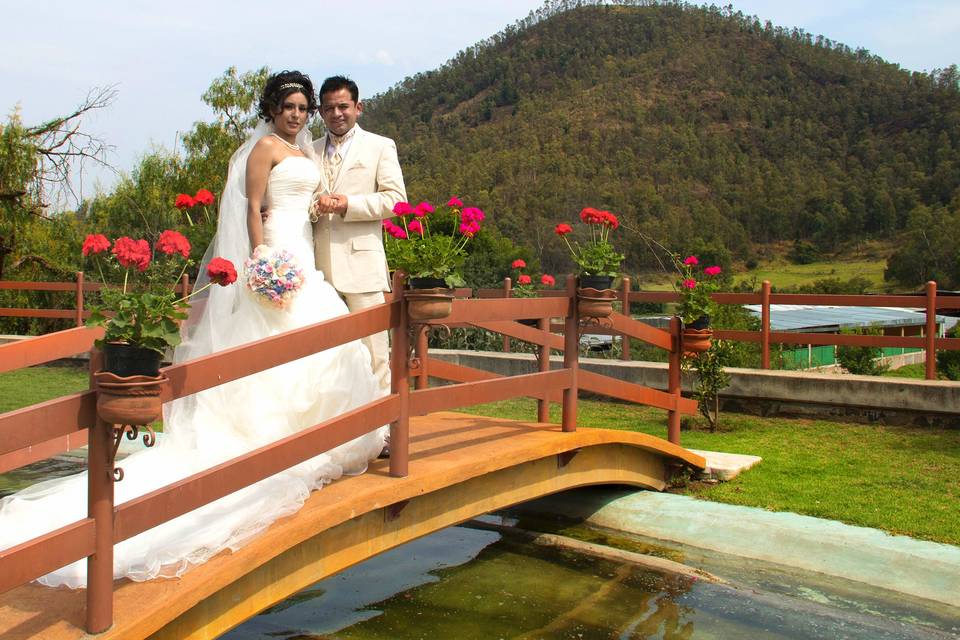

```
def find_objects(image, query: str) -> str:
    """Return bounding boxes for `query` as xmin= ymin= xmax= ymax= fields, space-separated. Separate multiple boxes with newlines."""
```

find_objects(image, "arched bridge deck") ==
xmin=0 ymin=411 xmax=704 ymax=639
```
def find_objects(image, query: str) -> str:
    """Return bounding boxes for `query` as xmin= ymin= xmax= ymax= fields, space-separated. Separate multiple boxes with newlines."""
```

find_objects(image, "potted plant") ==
xmin=383 ymin=196 xmax=486 ymax=321
xmin=673 ymin=254 xmax=722 ymax=354
xmin=509 ymin=259 xmax=556 ymax=325
xmin=555 ymin=207 xmax=624 ymax=317
xmin=82 ymin=230 xmax=237 ymax=424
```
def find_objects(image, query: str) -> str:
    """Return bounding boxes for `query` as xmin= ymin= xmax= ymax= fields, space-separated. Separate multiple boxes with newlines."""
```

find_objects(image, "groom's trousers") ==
xmin=342 ymin=291 xmax=391 ymax=391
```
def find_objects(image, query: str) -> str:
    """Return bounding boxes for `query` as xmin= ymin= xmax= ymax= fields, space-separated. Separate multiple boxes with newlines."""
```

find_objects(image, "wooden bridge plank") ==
xmin=0 ymin=412 xmax=704 ymax=640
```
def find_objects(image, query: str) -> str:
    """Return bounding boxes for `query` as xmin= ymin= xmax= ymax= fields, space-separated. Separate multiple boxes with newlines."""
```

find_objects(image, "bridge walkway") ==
xmin=0 ymin=411 xmax=703 ymax=640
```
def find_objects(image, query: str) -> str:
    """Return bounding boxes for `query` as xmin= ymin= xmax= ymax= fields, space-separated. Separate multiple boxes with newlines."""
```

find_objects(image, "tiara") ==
xmin=279 ymin=82 xmax=305 ymax=91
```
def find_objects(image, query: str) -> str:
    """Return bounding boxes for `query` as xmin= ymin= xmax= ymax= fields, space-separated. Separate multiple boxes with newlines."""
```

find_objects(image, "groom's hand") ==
xmin=260 ymin=205 xmax=270 ymax=223
xmin=317 ymin=194 xmax=348 ymax=218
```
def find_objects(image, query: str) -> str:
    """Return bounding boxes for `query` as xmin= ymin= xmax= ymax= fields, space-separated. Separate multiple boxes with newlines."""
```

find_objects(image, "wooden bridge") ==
xmin=0 ymin=276 xmax=703 ymax=638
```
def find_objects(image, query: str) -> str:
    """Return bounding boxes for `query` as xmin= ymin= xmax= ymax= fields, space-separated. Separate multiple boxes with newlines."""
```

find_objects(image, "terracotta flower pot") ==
xmin=576 ymin=287 xmax=617 ymax=318
xmin=94 ymin=371 xmax=167 ymax=426
xmin=406 ymin=287 xmax=455 ymax=322
xmin=682 ymin=327 xmax=714 ymax=356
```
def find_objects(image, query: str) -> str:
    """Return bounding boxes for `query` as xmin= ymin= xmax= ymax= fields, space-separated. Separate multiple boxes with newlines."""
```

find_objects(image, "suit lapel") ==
xmin=333 ymin=125 xmax=365 ymax=192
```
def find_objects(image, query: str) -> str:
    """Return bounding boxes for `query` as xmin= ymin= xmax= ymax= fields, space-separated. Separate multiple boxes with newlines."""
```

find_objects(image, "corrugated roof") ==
xmin=742 ymin=305 xmax=957 ymax=333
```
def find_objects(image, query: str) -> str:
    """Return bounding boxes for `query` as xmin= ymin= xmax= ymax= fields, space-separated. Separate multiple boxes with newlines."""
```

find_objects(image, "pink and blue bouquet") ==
xmin=243 ymin=246 xmax=306 ymax=309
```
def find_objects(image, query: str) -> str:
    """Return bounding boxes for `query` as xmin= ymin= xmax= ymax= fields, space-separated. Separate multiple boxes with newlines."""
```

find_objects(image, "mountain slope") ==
xmin=364 ymin=1 xmax=960 ymax=275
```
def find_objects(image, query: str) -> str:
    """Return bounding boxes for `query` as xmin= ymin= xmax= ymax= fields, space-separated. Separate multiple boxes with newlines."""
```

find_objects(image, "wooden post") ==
xmin=502 ymin=277 xmax=512 ymax=353
xmin=925 ymin=280 xmax=937 ymax=380
xmin=390 ymin=283 xmax=409 ymax=478
xmin=415 ymin=326 xmax=429 ymax=390
xmin=561 ymin=275 xmax=578 ymax=433
xmin=537 ymin=316 xmax=550 ymax=423
xmin=180 ymin=273 xmax=190 ymax=298
xmin=667 ymin=316 xmax=682 ymax=446
xmin=86 ymin=348 xmax=113 ymax=633
xmin=761 ymin=280 xmax=771 ymax=370
xmin=620 ymin=277 xmax=631 ymax=361
xmin=75 ymin=271 xmax=85 ymax=328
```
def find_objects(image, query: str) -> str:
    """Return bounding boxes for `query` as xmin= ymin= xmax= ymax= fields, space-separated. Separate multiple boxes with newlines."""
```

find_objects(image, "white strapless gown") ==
xmin=0 ymin=157 xmax=387 ymax=588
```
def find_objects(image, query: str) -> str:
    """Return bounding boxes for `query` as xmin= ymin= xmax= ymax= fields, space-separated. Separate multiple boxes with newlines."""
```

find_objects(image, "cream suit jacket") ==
xmin=312 ymin=125 xmax=406 ymax=294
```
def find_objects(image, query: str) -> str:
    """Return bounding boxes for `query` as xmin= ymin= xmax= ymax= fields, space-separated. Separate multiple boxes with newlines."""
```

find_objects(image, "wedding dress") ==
xmin=0 ymin=143 xmax=387 ymax=588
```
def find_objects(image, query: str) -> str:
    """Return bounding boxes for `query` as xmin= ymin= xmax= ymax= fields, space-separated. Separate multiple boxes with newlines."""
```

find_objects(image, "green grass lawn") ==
xmin=636 ymin=256 xmax=890 ymax=292
xmin=3 ymin=365 xmax=958 ymax=547
xmin=459 ymin=398 xmax=960 ymax=547
xmin=0 ymin=364 xmax=89 ymax=412
xmin=882 ymin=363 xmax=928 ymax=379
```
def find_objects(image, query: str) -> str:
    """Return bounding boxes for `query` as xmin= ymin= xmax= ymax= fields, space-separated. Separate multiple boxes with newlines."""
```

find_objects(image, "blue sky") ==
xmin=2 ymin=1 xmax=958 ymax=203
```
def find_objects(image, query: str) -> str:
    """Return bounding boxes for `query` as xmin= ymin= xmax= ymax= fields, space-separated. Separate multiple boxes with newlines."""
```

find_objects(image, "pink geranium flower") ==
xmin=704 ymin=265 xmax=722 ymax=276
xmin=683 ymin=278 xmax=697 ymax=289
xmin=447 ymin=196 xmax=463 ymax=208
xmin=392 ymin=202 xmax=414 ymax=216
xmin=414 ymin=201 xmax=435 ymax=217
xmin=683 ymin=256 xmax=699 ymax=266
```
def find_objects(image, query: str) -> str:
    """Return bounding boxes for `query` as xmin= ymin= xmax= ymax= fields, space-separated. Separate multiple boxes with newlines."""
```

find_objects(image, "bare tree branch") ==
xmin=25 ymin=86 xmax=119 ymax=210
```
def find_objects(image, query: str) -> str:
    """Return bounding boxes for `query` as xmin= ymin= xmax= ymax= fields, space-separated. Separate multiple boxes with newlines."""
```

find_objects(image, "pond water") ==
xmin=224 ymin=518 xmax=960 ymax=640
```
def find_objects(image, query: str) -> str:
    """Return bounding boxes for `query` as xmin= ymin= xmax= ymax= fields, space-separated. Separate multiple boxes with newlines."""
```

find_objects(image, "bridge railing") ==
xmin=481 ymin=277 xmax=960 ymax=379
xmin=0 ymin=272 xmax=694 ymax=633
xmin=0 ymin=272 xmax=192 ymax=329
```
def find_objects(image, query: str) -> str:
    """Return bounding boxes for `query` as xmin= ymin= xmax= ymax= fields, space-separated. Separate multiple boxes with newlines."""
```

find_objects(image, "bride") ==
xmin=0 ymin=71 xmax=387 ymax=588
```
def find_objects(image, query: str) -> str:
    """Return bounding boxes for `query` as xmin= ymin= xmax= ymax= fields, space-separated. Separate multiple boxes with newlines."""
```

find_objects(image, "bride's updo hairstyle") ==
xmin=258 ymin=70 xmax=318 ymax=122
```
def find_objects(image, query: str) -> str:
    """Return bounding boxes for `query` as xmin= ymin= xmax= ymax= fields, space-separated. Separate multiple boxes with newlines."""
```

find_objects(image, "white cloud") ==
xmin=374 ymin=49 xmax=395 ymax=66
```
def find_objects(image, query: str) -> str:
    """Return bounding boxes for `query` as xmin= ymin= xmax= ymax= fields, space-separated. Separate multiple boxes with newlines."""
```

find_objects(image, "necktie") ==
xmin=326 ymin=140 xmax=342 ymax=187
xmin=325 ymin=129 xmax=354 ymax=188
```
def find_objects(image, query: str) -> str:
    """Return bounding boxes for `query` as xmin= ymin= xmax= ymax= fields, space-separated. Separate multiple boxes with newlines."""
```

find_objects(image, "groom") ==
xmin=312 ymin=75 xmax=406 ymax=392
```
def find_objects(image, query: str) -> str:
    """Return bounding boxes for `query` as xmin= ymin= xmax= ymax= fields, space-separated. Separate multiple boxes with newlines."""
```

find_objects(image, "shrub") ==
xmin=936 ymin=324 xmax=960 ymax=380
xmin=836 ymin=325 xmax=888 ymax=375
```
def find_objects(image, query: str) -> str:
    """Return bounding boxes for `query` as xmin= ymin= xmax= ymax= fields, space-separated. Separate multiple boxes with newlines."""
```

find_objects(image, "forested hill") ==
xmin=363 ymin=0 xmax=960 ymax=274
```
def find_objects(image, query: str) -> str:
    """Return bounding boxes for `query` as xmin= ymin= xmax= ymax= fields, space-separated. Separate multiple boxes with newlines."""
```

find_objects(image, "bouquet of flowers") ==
xmin=243 ymin=246 xmax=306 ymax=309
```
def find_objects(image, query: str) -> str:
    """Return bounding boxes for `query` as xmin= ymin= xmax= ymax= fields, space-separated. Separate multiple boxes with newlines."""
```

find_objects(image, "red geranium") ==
xmin=601 ymin=210 xmax=620 ymax=229
xmin=511 ymin=259 xmax=527 ymax=270
xmin=207 ymin=257 xmax=238 ymax=286
xmin=447 ymin=196 xmax=463 ymax=208
xmin=461 ymin=207 xmax=485 ymax=223
xmin=704 ymin=265 xmax=722 ymax=276
xmin=517 ymin=274 xmax=532 ymax=285
xmin=81 ymin=233 xmax=110 ymax=256
xmin=413 ymin=201 xmax=435 ymax=217
xmin=554 ymin=223 xmax=573 ymax=236
xmin=112 ymin=237 xmax=151 ymax=272
xmin=683 ymin=255 xmax=699 ymax=266
xmin=155 ymin=230 xmax=191 ymax=258
xmin=392 ymin=201 xmax=414 ymax=216
xmin=174 ymin=194 xmax=196 ymax=209
xmin=540 ymin=274 xmax=555 ymax=287
xmin=193 ymin=189 xmax=215 ymax=206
